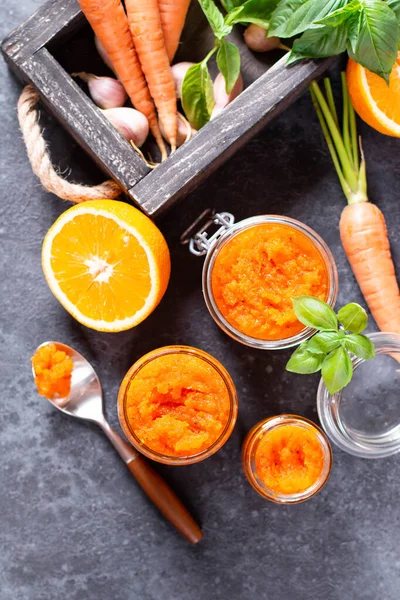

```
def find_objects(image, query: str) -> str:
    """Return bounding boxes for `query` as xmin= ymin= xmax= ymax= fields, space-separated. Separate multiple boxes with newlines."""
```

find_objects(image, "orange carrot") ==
xmin=310 ymin=74 xmax=400 ymax=337
xmin=158 ymin=0 xmax=191 ymax=63
xmin=78 ymin=0 xmax=167 ymax=159
xmin=125 ymin=0 xmax=177 ymax=151
xmin=340 ymin=203 xmax=400 ymax=334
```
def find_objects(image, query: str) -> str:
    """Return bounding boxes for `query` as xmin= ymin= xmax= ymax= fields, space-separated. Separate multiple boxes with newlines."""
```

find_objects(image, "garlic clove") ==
xmin=160 ymin=113 xmax=196 ymax=147
xmin=94 ymin=36 xmax=116 ymax=73
xmin=171 ymin=62 xmax=195 ymax=99
xmin=212 ymin=72 xmax=244 ymax=114
xmin=102 ymin=107 xmax=149 ymax=147
xmin=74 ymin=72 xmax=127 ymax=109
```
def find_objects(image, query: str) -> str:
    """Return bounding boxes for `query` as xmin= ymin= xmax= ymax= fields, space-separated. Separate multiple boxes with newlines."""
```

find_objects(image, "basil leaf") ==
xmin=287 ymin=23 xmax=347 ymax=63
xmin=347 ymin=0 xmax=399 ymax=82
xmin=387 ymin=0 xmax=400 ymax=21
xmin=292 ymin=296 xmax=338 ymax=331
xmin=269 ymin=0 xmax=347 ymax=38
xmin=307 ymin=331 xmax=342 ymax=354
xmin=198 ymin=0 xmax=232 ymax=39
xmin=216 ymin=40 xmax=241 ymax=94
xmin=337 ymin=302 xmax=368 ymax=333
xmin=286 ymin=344 xmax=325 ymax=374
xmin=182 ymin=62 xmax=214 ymax=129
xmin=226 ymin=0 xmax=279 ymax=27
xmin=221 ymin=0 xmax=245 ymax=11
xmin=343 ymin=333 xmax=375 ymax=359
xmin=321 ymin=347 xmax=353 ymax=394
xmin=317 ymin=0 xmax=360 ymax=27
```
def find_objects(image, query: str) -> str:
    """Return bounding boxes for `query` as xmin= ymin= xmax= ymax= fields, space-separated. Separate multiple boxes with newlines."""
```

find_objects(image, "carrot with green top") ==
xmin=78 ymin=0 xmax=167 ymax=159
xmin=158 ymin=0 xmax=191 ymax=63
xmin=125 ymin=0 xmax=177 ymax=151
xmin=310 ymin=74 xmax=400 ymax=337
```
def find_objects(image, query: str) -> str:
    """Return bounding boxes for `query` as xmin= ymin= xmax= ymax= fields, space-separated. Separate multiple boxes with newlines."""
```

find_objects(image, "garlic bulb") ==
xmin=74 ymin=72 xmax=127 ymax=109
xmin=102 ymin=107 xmax=149 ymax=147
xmin=160 ymin=113 xmax=196 ymax=147
xmin=171 ymin=62 xmax=195 ymax=99
xmin=94 ymin=37 xmax=116 ymax=73
xmin=211 ymin=72 xmax=244 ymax=119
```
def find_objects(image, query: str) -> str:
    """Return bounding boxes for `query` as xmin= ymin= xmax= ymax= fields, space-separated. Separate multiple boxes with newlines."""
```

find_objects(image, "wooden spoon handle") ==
xmin=100 ymin=421 xmax=203 ymax=543
xmin=127 ymin=455 xmax=203 ymax=544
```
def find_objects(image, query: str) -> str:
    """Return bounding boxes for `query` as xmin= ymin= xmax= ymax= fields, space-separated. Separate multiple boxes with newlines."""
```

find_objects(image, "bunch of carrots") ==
xmin=78 ymin=0 xmax=191 ymax=161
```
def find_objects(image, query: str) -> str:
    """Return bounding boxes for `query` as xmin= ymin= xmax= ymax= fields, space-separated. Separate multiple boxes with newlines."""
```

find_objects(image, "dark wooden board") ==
xmin=130 ymin=55 xmax=337 ymax=216
xmin=2 ymin=0 xmax=83 ymax=67
xmin=22 ymin=47 xmax=150 ymax=189
xmin=1 ymin=0 xmax=334 ymax=218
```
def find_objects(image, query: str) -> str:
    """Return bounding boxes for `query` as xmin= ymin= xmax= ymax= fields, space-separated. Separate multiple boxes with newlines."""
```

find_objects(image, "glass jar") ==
xmin=184 ymin=211 xmax=338 ymax=350
xmin=317 ymin=332 xmax=400 ymax=459
xmin=118 ymin=345 xmax=238 ymax=466
xmin=242 ymin=415 xmax=332 ymax=503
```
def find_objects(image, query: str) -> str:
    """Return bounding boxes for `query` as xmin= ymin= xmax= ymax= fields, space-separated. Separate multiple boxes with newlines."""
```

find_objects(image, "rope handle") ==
xmin=17 ymin=85 xmax=122 ymax=203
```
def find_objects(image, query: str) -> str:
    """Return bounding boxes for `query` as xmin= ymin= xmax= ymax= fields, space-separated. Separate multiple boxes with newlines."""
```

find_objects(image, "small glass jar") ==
xmin=242 ymin=415 xmax=332 ymax=503
xmin=184 ymin=211 xmax=338 ymax=350
xmin=118 ymin=345 xmax=238 ymax=466
xmin=317 ymin=332 xmax=400 ymax=459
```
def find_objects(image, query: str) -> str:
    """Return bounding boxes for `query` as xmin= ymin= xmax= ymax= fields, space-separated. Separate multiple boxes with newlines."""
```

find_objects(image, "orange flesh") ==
xmin=125 ymin=353 xmax=231 ymax=457
xmin=255 ymin=425 xmax=324 ymax=495
xmin=211 ymin=223 xmax=329 ymax=340
xmin=32 ymin=344 xmax=73 ymax=399
xmin=50 ymin=214 xmax=151 ymax=322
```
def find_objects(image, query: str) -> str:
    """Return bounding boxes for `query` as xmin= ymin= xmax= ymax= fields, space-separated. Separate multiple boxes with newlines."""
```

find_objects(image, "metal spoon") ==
xmin=32 ymin=342 xmax=203 ymax=544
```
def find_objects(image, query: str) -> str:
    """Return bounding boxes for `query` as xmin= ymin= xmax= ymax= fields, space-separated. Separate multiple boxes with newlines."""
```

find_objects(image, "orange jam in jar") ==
xmin=118 ymin=346 xmax=238 ymax=465
xmin=203 ymin=216 xmax=337 ymax=350
xmin=243 ymin=415 xmax=332 ymax=503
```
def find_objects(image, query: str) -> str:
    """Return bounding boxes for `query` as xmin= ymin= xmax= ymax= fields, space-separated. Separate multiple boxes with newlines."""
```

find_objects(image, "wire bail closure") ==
xmin=180 ymin=209 xmax=235 ymax=256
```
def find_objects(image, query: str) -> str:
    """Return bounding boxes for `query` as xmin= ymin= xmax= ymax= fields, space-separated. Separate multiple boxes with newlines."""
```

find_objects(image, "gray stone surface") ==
xmin=1 ymin=2 xmax=400 ymax=600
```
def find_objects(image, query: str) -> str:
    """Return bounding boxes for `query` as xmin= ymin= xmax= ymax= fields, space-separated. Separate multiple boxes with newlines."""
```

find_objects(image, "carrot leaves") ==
xmin=286 ymin=296 xmax=375 ymax=394
xmin=310 ymin=75 xmax=367 ymax=205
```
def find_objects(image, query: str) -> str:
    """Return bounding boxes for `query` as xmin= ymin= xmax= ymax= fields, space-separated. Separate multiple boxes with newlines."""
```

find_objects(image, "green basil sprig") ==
xmin=182 ymin=0 xmax=278 ymax=129
xmin=269 ymin=0 xmax=400 ymax=83
xmin=286 ymin=296 xmax=375 ymax=394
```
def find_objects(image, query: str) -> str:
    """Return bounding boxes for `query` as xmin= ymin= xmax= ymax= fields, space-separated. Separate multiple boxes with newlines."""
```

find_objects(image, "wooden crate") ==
xmin=1 ymin=0 xmax=335 ymax=217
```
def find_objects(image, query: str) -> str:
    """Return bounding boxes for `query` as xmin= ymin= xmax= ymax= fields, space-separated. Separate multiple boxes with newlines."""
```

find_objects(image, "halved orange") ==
xmin=346 ymin=53 xmax=400 ymax=137
xmin=42 ymin=200 xmax=171 ymax=331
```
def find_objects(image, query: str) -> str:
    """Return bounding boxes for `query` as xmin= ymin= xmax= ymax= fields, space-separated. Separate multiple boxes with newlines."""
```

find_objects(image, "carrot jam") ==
xmin=211 ymin=223 xmax=329 ymax=340
xmin=32 ymin=343 xmax=73 ymax=399
xmin=125 ymin=353 xmax=231 ymax=457
xmin=255 ymin=425 xmax=325 ymax=495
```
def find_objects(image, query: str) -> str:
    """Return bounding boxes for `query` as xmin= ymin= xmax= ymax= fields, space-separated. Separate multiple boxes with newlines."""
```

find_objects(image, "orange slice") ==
xmin=42 ymin=200 xmax=171 ymax=331
xmin=346 ymin=53 xmax=400 ymax=137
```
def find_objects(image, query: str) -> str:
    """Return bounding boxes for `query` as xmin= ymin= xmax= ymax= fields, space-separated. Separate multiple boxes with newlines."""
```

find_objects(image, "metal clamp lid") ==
xmin=180 ymin=209 xmax=235 ymax=256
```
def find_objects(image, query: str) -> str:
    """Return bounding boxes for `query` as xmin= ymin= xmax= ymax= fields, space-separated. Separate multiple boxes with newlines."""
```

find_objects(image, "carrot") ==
xmin=125 ymin=0 xmax=177 ymax=151
xmin=340 ymin=203 xmax=400 ymax=333
xmin=158 ymin=0 xmax=191 ymax=63
xmin=310 ymin=74 xmax=400 ymax=336
xmin=78 ymin=0 xmax=167 ymax=160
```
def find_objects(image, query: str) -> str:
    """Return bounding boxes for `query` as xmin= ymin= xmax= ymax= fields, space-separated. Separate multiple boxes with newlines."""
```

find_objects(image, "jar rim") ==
xmin=242 ymin=414 xmax=333 ymax=503
xmin=117 ymin=345 xmax=238 ymax=465
xmin=317 ymin=332 xmax=400 ymax=459
xmin=202 ymin=215 xmax=338 ymax=350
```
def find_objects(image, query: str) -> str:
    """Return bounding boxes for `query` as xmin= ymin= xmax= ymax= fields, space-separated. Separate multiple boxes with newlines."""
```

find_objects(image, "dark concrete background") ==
xmin=1 ymin=2 xmax=400 ymax=599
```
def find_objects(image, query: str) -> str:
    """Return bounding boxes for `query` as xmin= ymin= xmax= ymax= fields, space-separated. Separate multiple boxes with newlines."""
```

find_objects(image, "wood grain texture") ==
xmin=1 ymin=0 xmax=82 ymax=67
xmin=129 ymin=55 xmax=337 ymax=216
xmin=1 ymin=0 xmax=334 ymax=217
xmin=21 ymin=47 xmax=150 ymax=190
